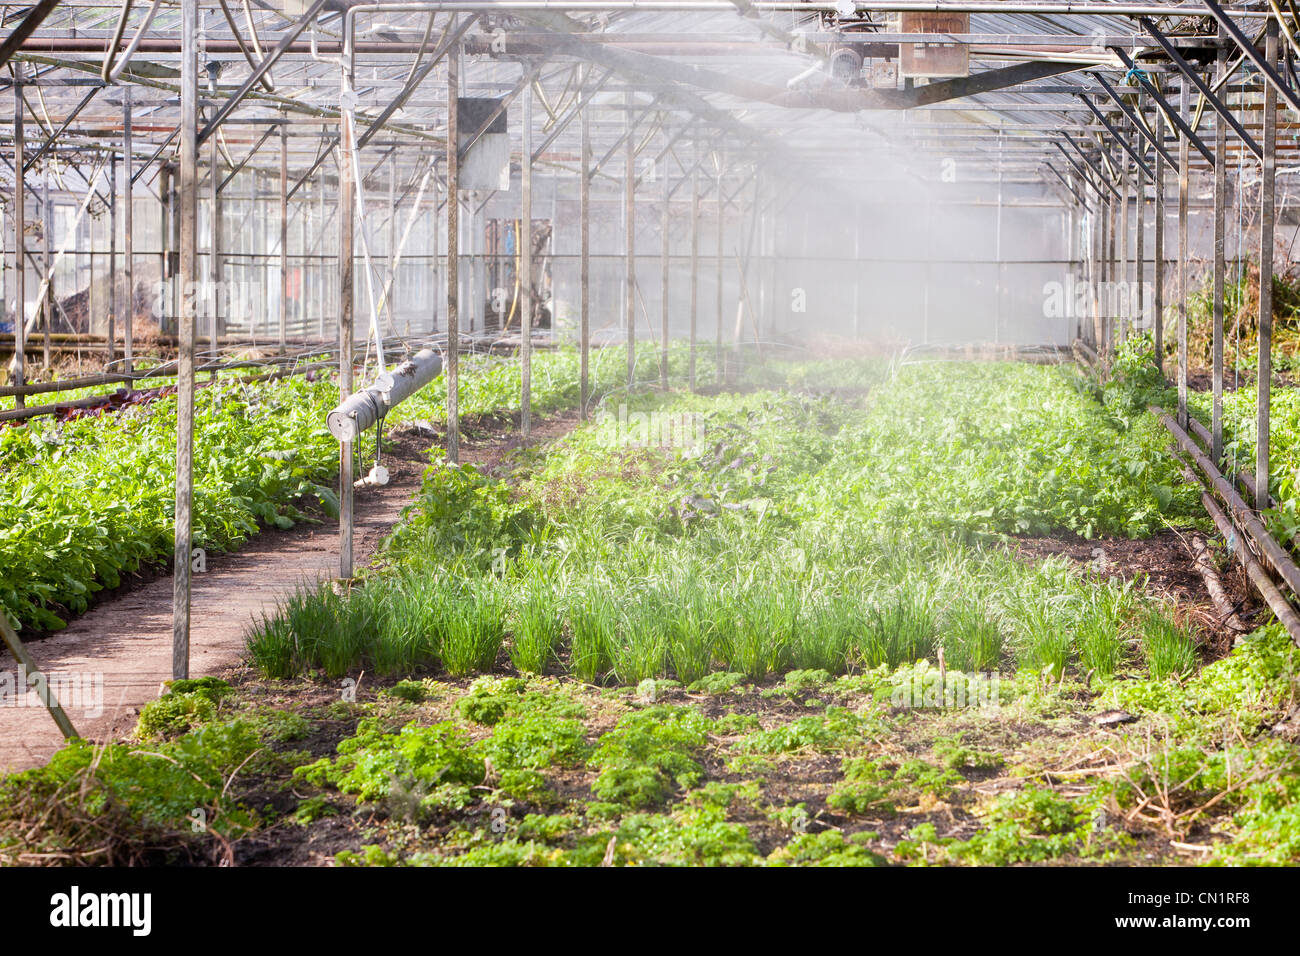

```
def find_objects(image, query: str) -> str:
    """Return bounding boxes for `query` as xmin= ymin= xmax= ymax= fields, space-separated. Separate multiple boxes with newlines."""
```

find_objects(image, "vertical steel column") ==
xmin=388 ymin=152 xmax=397 ymax=334
xmin=338 ymin=81 xmax=356 ymax=577
xmin=1135 ymin=133 xmax=1145 ymax=336
xmin=88 ymin=194 xmax=96 ymax=348
xmin=109 ymin=156 xmax=117 ymax=363
xmin=160 ymin=164 xmax=170 ymax=335
xmin=1258 ymin=20 xmax=1279 ymax=511
xmin=300 ymin=174 xmax=309 ymax=336
xmin=1107 ymin=171 xmax=1118 ymax=366
xmin=1177 ymin=81 xmax=1190 ymax=428
xmin=170 ymin=161 xmax=181 ymax=329
xmin=280 ymin=121 xmax=289 ymax=352
xmin=715 ymin=162 xmax=724 ymax=385
xmin=41 ymin=175 xmax=50 ymax=369
xmin=124 ymin=88 xmax=134 ymax=374
xmin=1154 ymin=111 xmax=1166 ymax=373
xmin=1213 ymin=27 xmax=1227 ymax=462
xmin=12 ymin=73 xmax=23 ymax=410
xmin=579 ymin=88 xmax=590 ymax=419
xmin=1085 ymin=203 xmax=1097 ymax=349
xmin=172 ymin=0 xmax=199 ymax=680
xmin=994 ymin=151 xmax=1003 ymax=342
xmin=1102 ymin=195 xmax=1112 ymax=369
xmin=625 ymin=92 xmax=636 ymax=390
xmin=688 ymin=145 xmax=699 ymax=391
xmin=318 ymin=174 xmax=326 ymax=338
xmin=429 ymin=163 xmax=437 ymax=335
xmin=1119 ymin=159 xmax=1129 ymax=343
xmin=210 ymin=130 xmax=221 ymax=369
xmin=521 ymin=80 xmax=533 ymax=439
xmin=851 ymin=202 xmax=860 ymax=339
xmin=447 ymin=35 xmax=461 ymax=463
xmin=660 ymin=150 xmax=670 ymax=389
xmin=755 ymin=174 xmax=766 ymax=346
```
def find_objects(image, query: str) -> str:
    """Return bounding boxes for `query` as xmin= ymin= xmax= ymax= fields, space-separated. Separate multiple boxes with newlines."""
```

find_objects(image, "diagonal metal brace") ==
xmin=1061 ymin=134 xmax=1121 ymax=200
xmin=1139 ymin=17 xmax=1263 ymax=161
xmin=1203 ymin=0 xmax=1300 ymax=116
xmin=1044 ymin=161 xmax=1089 ymax=206
xmin=1078 ymin=92 xmax=1154 ymax=181
xmin=1110 ymin=47 xmax=1213 ymax=164
xmin=1091 ymin=70 xmax=1177 ymax=169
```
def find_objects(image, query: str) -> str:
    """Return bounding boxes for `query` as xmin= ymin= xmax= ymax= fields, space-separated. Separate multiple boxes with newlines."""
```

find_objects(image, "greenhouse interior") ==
xmin=0 ymin=0 xmax=1298 ymax=895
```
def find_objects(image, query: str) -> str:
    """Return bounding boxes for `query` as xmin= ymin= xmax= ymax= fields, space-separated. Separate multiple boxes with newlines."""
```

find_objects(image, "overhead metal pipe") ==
xmin=197 ymin=0 xmax=329 ymax=147
xmin=327 ymin=349 xmax=443 ymax=441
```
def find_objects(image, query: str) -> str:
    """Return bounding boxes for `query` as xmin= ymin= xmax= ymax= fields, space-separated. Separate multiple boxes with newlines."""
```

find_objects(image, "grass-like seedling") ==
xmin=1140 ymin=607 xmax=1199 ymax=680
xmin=1005 ymin=590 xmax=1071 ymax=678
xmin=792 ymin=592 xmax=860 ymax=674
xmin=665 ymin=579 xmax=721 ymax=685
xmin=568 ymin=587 xmax=618 ymax=684
xmin=246 ymin=581 xmax=374 ymax=680
xmin=246 ymin=610 xmax=297 ymax=680
xmin=1075 ymin=588 xmax=1132 ymax=680
xmin=441 ymin=579 xmax=507 ymax=677
xmin=370 ymin=571 xmax=445 ymax=676
xmin=613 ymin=591 xmax=670 ymax=684
xmin=511 ymin=579 xmax=564 ymax=675
xmin=861 ymin=590 xmax=935 ymax=669
xmin=942 ymin=601 xmax=1003 ymax=672
xmin=726 ymin=584 xmax=799 ymax=681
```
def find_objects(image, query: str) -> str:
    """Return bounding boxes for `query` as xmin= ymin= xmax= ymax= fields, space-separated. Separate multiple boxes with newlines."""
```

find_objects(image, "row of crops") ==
xmin=248 ymin=359 xmax=1206 ymax=685
xmin=0 ymin=344 xmax=699 ymax=633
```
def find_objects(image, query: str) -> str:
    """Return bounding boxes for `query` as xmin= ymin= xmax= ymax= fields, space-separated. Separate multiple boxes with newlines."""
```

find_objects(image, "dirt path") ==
xmin=0 ymin=409 xmax=580 ymax=774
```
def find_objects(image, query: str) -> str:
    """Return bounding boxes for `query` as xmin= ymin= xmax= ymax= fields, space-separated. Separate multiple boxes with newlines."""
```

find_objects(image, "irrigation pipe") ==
xmin=101 ymin=0 xmax=164 ymax=84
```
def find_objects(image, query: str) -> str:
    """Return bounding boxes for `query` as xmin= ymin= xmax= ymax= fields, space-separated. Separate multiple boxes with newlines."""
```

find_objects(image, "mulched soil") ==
xmin=1009 ymin=527 xmax=1261 ymax=659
